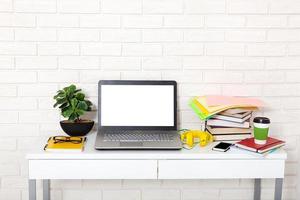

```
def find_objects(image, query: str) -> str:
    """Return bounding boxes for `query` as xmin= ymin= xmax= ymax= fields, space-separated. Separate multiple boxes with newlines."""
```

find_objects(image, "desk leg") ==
xmin=43 ymin=179 xmax=50 ymax=200
xmin=29 ymin=179 xmax=36 ymax=200
xmin=274 ymin=178 xmax=283 ymax=200
xmin=254 ymin=178 xmax=261 ymax=200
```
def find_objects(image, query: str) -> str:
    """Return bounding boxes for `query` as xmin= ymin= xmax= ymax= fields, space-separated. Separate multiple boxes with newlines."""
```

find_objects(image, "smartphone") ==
xmin=212 ymin=142 xmax=232 ymax=152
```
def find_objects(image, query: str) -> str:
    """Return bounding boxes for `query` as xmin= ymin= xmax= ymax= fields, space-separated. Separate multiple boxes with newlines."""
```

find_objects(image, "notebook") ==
xmin=235 ymin=137 xmax=285 ymax=154
xmin=44 ymin=136 xmax=86 ymax=152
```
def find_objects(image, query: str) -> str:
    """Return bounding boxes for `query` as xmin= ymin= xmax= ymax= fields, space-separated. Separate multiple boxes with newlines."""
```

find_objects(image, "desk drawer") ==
xmin=158 ymin=160 xmax=285 ymax=179
xmin=29 ymin=160 xmax=157 ymax=179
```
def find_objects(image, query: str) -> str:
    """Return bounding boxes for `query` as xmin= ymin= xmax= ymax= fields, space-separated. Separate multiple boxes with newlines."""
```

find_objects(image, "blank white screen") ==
xmin=101 ymin=85 xmax=174 ymax=126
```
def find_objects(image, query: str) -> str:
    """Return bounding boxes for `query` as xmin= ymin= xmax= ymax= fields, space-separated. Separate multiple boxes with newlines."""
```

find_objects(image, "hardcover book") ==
xmin=235 ymin=137 xmax=285 ymax=154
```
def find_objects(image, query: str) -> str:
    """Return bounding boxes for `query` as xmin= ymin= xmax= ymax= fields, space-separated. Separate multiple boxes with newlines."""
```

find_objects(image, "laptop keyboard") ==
xmin=103 ymin=131 xmax=175 ymax=142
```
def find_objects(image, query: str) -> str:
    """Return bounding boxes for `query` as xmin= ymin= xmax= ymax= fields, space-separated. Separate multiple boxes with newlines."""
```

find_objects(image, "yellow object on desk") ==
xmin=180 ymin=130 xmax=213 ymax=149
xmin=44 ymin=136 xmax=86 ymax=152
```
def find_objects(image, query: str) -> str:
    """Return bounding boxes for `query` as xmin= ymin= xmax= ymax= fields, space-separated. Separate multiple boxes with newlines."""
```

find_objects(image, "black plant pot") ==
xmin=60 ymin=120 xmax=94 ymax=137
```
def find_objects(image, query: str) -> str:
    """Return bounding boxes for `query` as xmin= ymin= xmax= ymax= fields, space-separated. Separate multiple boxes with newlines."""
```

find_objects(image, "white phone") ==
xmin=212 ymin=142 xmax=232 ymax=152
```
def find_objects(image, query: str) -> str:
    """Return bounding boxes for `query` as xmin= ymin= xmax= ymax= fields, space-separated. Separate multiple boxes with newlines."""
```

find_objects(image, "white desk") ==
xmin=26 ymin=133 xmax=287 ymax=200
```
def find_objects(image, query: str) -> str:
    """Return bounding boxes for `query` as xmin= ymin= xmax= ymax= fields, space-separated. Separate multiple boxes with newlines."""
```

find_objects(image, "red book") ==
xmin=235 ymin=137 xmax=285 ymax=153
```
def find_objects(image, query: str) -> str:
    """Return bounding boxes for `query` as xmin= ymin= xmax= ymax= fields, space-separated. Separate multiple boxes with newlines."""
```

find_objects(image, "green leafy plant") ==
xmin=53 ymin=84 xmax=92 ymax=122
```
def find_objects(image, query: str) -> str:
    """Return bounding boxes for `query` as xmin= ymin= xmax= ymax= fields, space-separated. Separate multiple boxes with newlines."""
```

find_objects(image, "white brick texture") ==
xmin=0 ymin=0 xmax=300 ymax=199
xmin=102 ymin=0 xmax=142 ymax=14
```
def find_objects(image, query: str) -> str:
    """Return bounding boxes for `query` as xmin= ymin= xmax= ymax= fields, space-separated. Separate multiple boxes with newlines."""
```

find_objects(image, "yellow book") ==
xmin=193 ymin=97 xmax=210 ymax=115
xmin=44 ymin=136 xmax=86 ymax=152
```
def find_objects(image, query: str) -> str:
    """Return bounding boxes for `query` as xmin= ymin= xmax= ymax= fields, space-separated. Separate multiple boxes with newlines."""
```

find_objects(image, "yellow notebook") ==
xmin=44 ymin=136 xmax=86 ymax=152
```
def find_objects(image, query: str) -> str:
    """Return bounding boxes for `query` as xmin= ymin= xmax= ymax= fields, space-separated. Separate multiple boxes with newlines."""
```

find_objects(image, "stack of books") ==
xmin=190 ymin=96 xmax=264 ymax=141
xmin=206 ymin=108 xmax=253 ymax=141
xmin=233 ymin=137 xmax=285 ymax=156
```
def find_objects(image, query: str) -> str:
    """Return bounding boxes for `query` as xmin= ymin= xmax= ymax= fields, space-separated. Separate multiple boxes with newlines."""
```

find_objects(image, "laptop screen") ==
xmin=100 ymin=83 xmax=175 ymax=128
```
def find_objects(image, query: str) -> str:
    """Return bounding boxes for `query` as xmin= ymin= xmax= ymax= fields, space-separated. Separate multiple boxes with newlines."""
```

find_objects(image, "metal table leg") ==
xmin=29 ymin=179 xmax=36 ymax=200
xmin=254 ymin=178 xmax=261 ymax=200
xmin=43 ymin=179 xmax=50 ymax=200
xmin=274 ymin=178 xmax=283 ymax=200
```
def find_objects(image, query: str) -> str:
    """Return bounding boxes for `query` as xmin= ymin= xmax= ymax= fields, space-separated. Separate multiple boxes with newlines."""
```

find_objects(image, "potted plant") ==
xmin=53 ymin=84 xmax=94 ymax=136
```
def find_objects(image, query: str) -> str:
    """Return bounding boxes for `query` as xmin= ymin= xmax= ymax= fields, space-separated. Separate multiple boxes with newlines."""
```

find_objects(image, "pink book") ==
xmin=206 ymin=95 xmax=264 ymax=107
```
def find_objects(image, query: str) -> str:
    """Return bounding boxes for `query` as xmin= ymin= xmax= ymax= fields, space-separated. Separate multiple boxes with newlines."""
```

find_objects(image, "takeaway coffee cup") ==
xmin=253 ymin=117 xmax=271 ymax=145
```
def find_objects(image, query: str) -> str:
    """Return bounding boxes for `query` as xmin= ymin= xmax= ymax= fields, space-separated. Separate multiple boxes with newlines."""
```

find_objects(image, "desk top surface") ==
xmin=26 ymin=132 xmax=287 ymax=160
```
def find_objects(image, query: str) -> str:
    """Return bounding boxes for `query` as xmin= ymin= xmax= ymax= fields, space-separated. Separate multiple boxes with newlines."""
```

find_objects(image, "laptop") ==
xmin=95 ymin=80 xmax=182 ymax=150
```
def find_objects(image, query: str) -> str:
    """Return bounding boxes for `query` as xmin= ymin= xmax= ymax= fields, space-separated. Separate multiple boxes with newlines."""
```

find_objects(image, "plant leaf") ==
xmin=85 ymin=100 xmax=92 ymax=106
xmin=68 ymin=113 xmax=77 ymax=121
xmin=76 ymin=93 xmax=85 ymax=101
xmin=63 ymin=86 xmax=69 ymax=92
xmin=61 ymin=106 xmax=69 ymax=113
xmin=77 ymin=101 xmax=88 ymax=110
xmin=76 ymin=109 xmax=85 ymax=116
xmin=53 ymin=92 xmax=65 ymax=99
xmin=55 ymin=97 xmax=67 ymax=104
xmin=62 ymin=107 xmax=73 ymax=118
xmin=68 ymin=85 xmax=76 ymax=93
xmin=70 ymin=98 xmax=78 ymax=109
xmin=59 ymin=102 xmax=69 ymax=109
xmin=53 ymin=102 xmax=59 ymax=108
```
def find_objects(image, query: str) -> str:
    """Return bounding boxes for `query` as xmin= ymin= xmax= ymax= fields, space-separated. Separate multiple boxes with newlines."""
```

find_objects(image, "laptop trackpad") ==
xmin=120 ymin=142 xmax=143 ymax=147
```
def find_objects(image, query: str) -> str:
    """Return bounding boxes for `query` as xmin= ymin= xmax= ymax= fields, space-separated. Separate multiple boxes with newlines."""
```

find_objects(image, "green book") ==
xmin=189 ymin=100 xmax=206 ymax=121
xmin=189 ymin=99 xmax=215 ymax=121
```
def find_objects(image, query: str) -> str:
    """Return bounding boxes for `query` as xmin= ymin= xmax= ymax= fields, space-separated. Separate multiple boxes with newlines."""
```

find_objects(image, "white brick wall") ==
xmin=0 ymin=0 xmax=299 ymax=199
